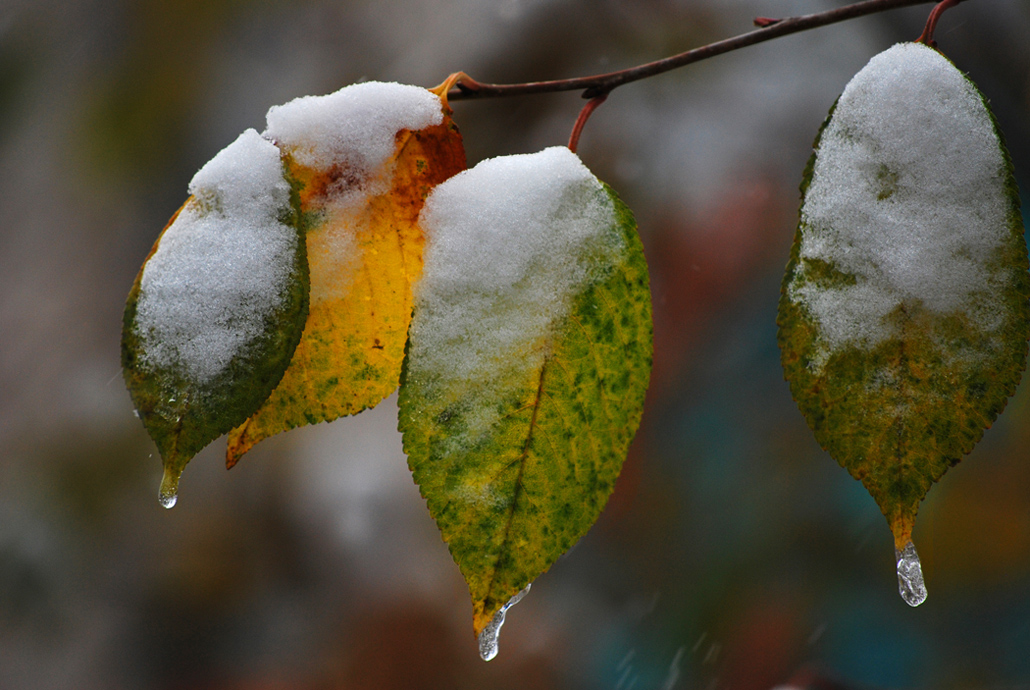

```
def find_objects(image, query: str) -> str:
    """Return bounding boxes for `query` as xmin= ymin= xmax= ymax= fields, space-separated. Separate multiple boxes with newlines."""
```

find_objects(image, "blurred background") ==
xmin=2 ymin=0 xmax=1030 ymax=688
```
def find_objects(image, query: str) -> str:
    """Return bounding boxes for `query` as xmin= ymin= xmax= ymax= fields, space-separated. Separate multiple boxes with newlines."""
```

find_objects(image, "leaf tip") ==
xmin=890 ymin=512 xmax=916 ymax=553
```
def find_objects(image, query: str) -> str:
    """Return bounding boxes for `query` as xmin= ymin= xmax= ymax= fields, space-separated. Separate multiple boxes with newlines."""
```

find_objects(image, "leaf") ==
xmin=122 ymin=129 xmax=308 ymax=505
xmin=778 ymin=43 xmax=1029 ymax=552
xmin=226 ymin=83 xmax=466 ymax=466
xmin=398 ymin=147 xmax=652 ymax=637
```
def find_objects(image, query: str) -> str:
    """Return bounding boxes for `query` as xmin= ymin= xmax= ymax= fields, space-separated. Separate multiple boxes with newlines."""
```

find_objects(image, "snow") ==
xmin=407 ymin=146 xmax=622 ymax=434
xmin=135 ymin=82 xmax=446 ymax=389
xmin=790 ymin=42 xmax=1010 ymax=363
xmin=263 ymin=81 xmax=445 ymax=303
xmin=264 ymin=81 xmax=443 ymax=182
xmin=134 ymin=129 xmax=298 ymax=385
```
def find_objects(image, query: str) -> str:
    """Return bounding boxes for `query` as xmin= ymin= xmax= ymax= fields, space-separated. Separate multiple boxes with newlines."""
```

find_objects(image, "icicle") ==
xmin=158 ymin=466 xmax=180 ymax=509
xmin=478 ymin=584 xmax=531 ymax=661
xmin=895 ymin=540 xmax=927 ymax=607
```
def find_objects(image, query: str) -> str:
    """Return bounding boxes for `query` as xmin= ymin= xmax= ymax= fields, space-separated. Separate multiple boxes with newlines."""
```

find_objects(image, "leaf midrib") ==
xmin=482 ymin=355 xmax=549 ymax=609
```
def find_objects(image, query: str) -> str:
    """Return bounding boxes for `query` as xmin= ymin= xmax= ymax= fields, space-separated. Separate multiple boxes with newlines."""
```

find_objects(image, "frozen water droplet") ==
xmin=158 ymin=467 xmax=180 ymax=510
xmin=895 ymin=541 xmax=927 ymax=606
xmin=478 ymin=583 xmax=530 ymax=661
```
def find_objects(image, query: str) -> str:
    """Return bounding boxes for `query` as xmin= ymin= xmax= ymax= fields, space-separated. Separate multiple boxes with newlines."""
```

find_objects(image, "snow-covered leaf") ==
xmin=778 ymin=43 xmax=1029 ymax=574
xmin=122 ymin=129 xmax=308 ymax=506
xmin=226 ymin=82 xmax=466 ymax=467
xmin=398 ymin=147 xmax=652 ymax=638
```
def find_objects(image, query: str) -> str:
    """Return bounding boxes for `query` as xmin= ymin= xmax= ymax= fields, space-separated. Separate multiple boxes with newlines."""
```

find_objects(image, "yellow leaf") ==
xmin=226 ymin=109 xmax=466 ymax=466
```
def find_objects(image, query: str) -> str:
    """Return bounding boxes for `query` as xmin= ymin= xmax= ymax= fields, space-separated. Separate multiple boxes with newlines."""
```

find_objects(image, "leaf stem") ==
xmin=445 ymin=0 xmax=947 ymax=102
xmin=567 ymin=95 xmax=608 ymax=154
xmin=429 ymin=71 xmax=470 ymax=109
xmin=915 ymin=0 xmax=965 ymax=47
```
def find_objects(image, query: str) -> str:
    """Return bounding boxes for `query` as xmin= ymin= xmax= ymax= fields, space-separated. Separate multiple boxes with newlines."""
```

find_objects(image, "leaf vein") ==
xmin=483 ymin=357 xmax=549 ymax=606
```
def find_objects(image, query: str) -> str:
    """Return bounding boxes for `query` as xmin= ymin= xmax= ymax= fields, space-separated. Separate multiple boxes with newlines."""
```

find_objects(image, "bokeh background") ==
xmin=3 ymin=0 xmax=1030 ymax=688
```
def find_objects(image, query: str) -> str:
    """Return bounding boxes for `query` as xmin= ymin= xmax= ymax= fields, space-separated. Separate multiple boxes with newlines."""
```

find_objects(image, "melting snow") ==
xmin=264 ymin=81 xmax=446 ymax=301
xmin=408 ymin=146 xmax=622 ymax=436
xmin=264 ymin=81 xmax=443 ymax=180
xmin=134 ymin=129 xmax=297 ymax=384
xmin=791 ymin=42 xmax=1009 ymax=361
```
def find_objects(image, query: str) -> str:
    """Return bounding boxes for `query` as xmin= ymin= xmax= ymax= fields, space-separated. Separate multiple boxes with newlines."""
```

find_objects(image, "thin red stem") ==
xmin=567 ymin=95 xmax=608 ymax=154
xmin=916 ymin=0 xmax=964 ymax=46
xmin=446 ymin=0 xmax=945 ymax=101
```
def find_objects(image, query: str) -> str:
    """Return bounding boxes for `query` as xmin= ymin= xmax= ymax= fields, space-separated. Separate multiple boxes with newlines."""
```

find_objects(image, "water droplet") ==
xmin=478 ymin=583 xmax=530 ymax=661
xmin=895 ymin=540 xmax=927 ymax=606
xmin=158 ymin=466 xmax=180 ymax=510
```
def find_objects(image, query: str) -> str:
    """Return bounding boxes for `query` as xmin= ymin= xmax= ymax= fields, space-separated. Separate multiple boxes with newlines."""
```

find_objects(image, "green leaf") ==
xmin=398 ymin=147 xmax=652 ymax=641
xmin=778 ymin=43 xmax=1029 ymax=560
xmin=122 ymin=129 xmax=308 ymax=506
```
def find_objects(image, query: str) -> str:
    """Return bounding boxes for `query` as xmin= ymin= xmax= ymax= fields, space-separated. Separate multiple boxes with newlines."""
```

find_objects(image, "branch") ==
xmin=447 ymin=0 xmax=949 ymax=101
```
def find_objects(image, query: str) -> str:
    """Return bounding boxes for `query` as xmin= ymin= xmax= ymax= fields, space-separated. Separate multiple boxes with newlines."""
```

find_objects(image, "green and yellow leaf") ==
xmin=778 ymin=43 xmax=1029 ymax=550
xmin=398 ymin=148 xmax=652 ymax=637
xmin=122 ymin=129 xmax=308 ymax=505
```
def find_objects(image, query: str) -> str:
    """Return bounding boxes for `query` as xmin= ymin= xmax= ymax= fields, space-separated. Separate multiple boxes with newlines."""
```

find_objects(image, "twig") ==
xmin=916 ymin=0 xmax=965 ymax=46
xmin=567 ymin=95 xmax=608 ymax=153
xmin=447 ymin=0 xmax=946 ymax=101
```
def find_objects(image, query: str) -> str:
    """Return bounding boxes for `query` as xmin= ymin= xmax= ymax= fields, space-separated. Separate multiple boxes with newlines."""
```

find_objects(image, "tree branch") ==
xmin=447 ymin=0 xmax=950 ymax=101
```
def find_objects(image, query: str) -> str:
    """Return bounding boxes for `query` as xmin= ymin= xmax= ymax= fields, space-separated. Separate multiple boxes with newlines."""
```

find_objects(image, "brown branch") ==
xmin=447 ymin=0 xmax=947 ymax=101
